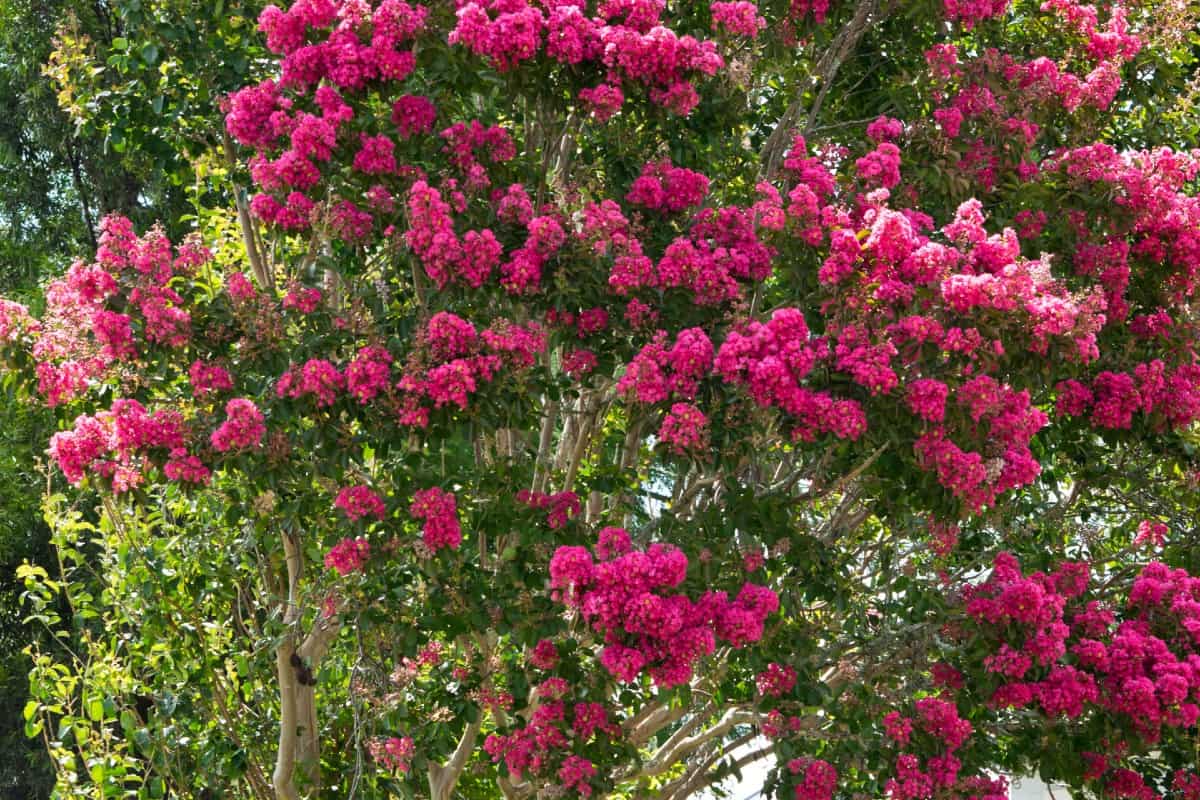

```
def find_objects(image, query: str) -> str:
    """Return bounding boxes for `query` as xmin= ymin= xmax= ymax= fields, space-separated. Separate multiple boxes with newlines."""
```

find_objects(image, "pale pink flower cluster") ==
xmin=29 ymin=217 xmax=202 ymax=406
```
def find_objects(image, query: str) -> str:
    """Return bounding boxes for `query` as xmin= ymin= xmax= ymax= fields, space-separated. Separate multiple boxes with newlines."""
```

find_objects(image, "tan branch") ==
xmin=222 ymin=132 xmax=272 ymax=291
xmin=272 ymin=530 xmax=302 ymax=800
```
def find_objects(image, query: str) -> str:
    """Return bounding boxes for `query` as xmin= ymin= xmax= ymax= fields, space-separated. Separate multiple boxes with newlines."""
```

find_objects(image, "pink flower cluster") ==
xmin=855 ymin=142 xmax=902 ymax=188
xmin=227 ymin=0 xmax=431 ymax=238
xmin=409 ymin=487 xmax=462 ymax=551
xmin=710 ymin=1 xmax=765 ymax=37
xmin=404 ymin=181 xmax=501 ymax=289
xmin=368 ymin=735 xmax=414 ymax=773
xmin=558 ymin=755 xmax=597 ymax=797
xmin=394 ymin=315 xmax=546 ymax=424
xmin=483 ymin=678 xmax=612 ymax=790
xmin=756 ymin=662 xmax=798 ymax=698
xmin=657 ymin=402 xmax=710 ymax=455
xmin=1134 ymin=519 xmax=1167 ymax=548
xmin=626 ymin=160 xmax=711 ymax=213
xmin=325 ymin=536 xmax=371 ymax=576
xmin=27 ymin=217 xmax=202 ymax=406
xmin=211 ymin=398 xmax=267 ymax=452
xmin=440 ymin=120 xmax=516 ymax=187
xmin=943 ymin=0 xmax=1009 ymax=28
xmin=880 ymin=699 xmax=974 ymax=800
xmin=277 ymin=358 xmax=345 ymax=407
xmin=529 ymin=639 xmax=559 ymax=670
xmin=334 ymin=485 xmax=387 ymax=521
xmin=189 ymin=361 xmax=234 ymax=397
xmin=619 ymin=327 xmax=712 ymax=403
xmin=1055 ymin=361 xmax=1200 ymax=432
xmin=282 ymin=286 xmax=322 ymax=313
xmin=961 ymin=554 xmax=1200 ymax=750
xmin=345 ymin=346 xmax=393 ymax=403
xmin=449 ymin=0 xmax=724 ymax=116
xmin=516 ymin=490 xmax=581 ymax=530
xmin=789 ymin=758 xmax=837 ymax=800
xmin=913 ymin=376 xmax=1047 ymax=512
xmin=549 ymin=532 xmax=779 ymax=687
xmin=716 ymin=309 xmax=867 ymax=442
xmin=49 ymin=399 xmax=205 ymax=492
xmin=0 ymin=299 xmax=38 ymax=343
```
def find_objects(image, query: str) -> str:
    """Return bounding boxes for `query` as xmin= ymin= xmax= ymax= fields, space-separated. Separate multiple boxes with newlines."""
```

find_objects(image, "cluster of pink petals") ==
xmin=49 ymin=399 xmax=206 ymax=492
xmin=657 ymin=402 xmax=710 ymax=455
xmin=962 ymin=554 xmax=1200 ymax=751
xmin=28 ymin=217 xmax=202 ymax=406
xmin=943 ymin=0 xmax=1009 ymax=28
xmin=879 ymin=699 xmax=974 ymax=800
xmin=277 ymin=358 xmax=345 ymax=407
xmin=756 ymin=662 xmax=798 ymax=698
xmin=614 ymin=193 xmax=779 ymax=305
xmin=211 ymin=398 xmax=267 ymax=452
xmin=345 ymin=346 xmax=393 ymax=403
xmin=394 ymin=315 xmax=545 ymax=424
xmin=790 ymin=758 xmax=838 ymax=800
xmin=483 ymin=678 xmax=613 ymax=789
xmin=334 ymin=485 xmax=387 ymax=521
xmin=324 ymin=536 xmax=371 ymax=576
xmin=913 ymin=376 xmax=1047 ymax=512
xmin=185 ymin=358 xmax=233 ymax=397
xmin=710 ymin=1 xmax=766 ymax=37
xmin=1134 ymin=519 xmax=1168 ymax=548
xmin=449 ymin=0 xmax=724 ymax=116
xmin=619 ymin=328 xmax=713 ymax=404
xmin=282 ymin=286 xmax=322 ymax=313
xmin=368 ymin=734 xmax=414 ymax=773
xmin=516 ymin=490 xmax=581 ymax=530
xmin=549 ymin=531 xmax=778 ymax=687
xmin=529 ymin=639 xmax=559 ymax=670
xmin=626 ymin=160 xmax=711 ymax=213
xmin=409 ymin=487 xmax=462 ymax=550
xmin=716 ymin=309 xmax=867 ymax=442
xmin=226 ymin=0 xmax=431 ymax=238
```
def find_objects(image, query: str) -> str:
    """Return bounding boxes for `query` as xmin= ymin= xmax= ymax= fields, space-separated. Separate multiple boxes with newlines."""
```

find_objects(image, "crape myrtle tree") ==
xmin=4 ymin=0 xmax=1200 ymax=798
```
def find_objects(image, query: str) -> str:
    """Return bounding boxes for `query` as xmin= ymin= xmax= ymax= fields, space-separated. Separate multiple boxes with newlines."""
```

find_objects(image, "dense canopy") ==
xmin=2 ymin=0 xmax=1200 ymax=799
